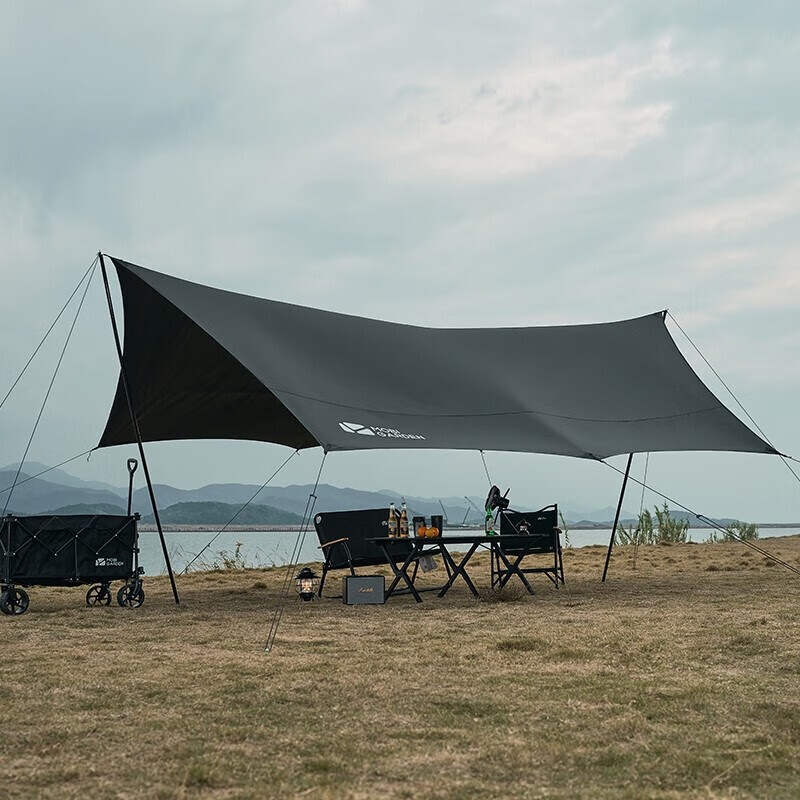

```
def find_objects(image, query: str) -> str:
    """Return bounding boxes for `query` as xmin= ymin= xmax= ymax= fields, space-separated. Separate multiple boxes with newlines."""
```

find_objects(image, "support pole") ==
xmin=98 ymin=252 xmax=180 ymax=604
xmin=601 ymin=452 xmax=633 ymax=583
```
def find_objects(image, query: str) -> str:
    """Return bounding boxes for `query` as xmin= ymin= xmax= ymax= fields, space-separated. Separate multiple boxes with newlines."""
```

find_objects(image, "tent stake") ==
xmin=98 ymin=252 xmax=180 ymax=605
xmin=601 ymin=452 xmax=633 ymax=583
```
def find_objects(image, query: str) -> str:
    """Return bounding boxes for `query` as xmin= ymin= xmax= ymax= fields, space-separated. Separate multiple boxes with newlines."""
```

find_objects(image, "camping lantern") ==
xmin=295 ymin=567 xmax=319 ymax=601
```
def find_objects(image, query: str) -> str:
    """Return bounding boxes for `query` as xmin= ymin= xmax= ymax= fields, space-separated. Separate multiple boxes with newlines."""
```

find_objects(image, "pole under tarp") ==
xmin=602 ymin=452 xmax=634 ymax=583
xmin=99 ymin=252 xmax=180 ymax=605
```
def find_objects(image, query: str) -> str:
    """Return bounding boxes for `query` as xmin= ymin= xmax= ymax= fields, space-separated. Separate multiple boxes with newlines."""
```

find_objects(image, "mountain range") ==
xmin=0 ymin=460 xmax=642 ymax=525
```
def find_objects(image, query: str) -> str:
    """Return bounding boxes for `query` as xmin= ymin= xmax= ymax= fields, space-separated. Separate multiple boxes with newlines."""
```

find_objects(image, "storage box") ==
xmin=342 ymin=575 xmax=385 ymax=605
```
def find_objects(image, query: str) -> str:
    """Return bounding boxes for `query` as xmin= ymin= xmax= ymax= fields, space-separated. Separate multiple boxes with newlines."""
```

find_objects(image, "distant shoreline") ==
xmin=137 ymin=522 xmax=800 ymax=533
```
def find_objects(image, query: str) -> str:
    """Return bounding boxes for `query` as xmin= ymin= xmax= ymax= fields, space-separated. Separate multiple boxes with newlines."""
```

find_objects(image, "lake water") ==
xmin=138 ymin=526 xmax=800 ymax=576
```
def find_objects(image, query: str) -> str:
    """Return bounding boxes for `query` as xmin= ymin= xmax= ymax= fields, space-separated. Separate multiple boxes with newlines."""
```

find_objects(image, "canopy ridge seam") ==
xmin=272 ymin=387 xmax=727 ymax=425
xmin=0 ymin=256 xmax=98 ymax=415
xmin=2 ymin=263 xmax=97 ymax=518
xmin=597 ymin=457 xmax=800 ymax=578
xmin=181 ymin=449 xmax=300 ymax=573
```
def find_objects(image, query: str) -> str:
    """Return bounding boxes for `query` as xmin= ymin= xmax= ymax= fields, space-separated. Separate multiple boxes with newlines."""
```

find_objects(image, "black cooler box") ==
xmin=342 ymin=575 xmax=385 ymax=604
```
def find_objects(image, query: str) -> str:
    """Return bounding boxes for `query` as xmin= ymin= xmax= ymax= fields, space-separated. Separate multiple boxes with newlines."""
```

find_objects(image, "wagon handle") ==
xmin=127 ymin=459 xmax=139 ymax=516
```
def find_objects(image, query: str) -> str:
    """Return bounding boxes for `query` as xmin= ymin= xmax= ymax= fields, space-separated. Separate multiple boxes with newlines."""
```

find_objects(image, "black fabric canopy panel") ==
xmin=98 ymin=257 xmax=775 ymax=460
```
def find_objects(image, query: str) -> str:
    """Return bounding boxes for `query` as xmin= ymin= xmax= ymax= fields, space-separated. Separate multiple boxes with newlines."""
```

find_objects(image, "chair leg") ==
xmin=491 ymin=546 xmax=501 ymax=588
xmin=318 ymin=564 xmax=328 ymax=597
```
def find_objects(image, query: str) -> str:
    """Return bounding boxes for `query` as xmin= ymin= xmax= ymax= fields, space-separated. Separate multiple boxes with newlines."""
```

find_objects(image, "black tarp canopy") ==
xmin=98 ymin=257 xmax=775 ymax=460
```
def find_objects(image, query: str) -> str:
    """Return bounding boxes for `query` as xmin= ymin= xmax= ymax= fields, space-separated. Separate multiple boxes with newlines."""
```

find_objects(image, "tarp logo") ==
xmin=338 ymin=421 xmax=425 ymax=441
xmin=338 ymin=422 xmax=375 ymax=436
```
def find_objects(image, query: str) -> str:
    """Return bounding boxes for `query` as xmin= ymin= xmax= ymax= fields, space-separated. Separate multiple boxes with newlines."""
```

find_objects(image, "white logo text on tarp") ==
xmin=338 ymin=422 xmax=425 ymax=440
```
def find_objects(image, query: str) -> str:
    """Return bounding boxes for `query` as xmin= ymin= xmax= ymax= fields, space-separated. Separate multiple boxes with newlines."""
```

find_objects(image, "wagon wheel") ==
xmin=86 ymin=584 xmax=112 ymax=606
xmin=117 ymin=582 xmax=145 ymax=608
xmin=0 ymin=587 xmax=30 ymax=616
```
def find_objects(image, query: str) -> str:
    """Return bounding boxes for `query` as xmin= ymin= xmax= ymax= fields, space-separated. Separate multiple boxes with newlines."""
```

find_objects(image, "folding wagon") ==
xmin=0 ymin=513 xmax=144 ymax=616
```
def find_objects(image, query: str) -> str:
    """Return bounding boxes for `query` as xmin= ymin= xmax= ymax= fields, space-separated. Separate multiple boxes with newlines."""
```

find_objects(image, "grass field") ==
xmin=1 ymin=537 xmax=799 ymax=799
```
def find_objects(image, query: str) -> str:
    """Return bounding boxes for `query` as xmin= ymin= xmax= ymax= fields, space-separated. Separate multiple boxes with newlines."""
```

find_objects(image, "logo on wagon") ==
xmin=95 ymin=557 xmax=124 ymax=567
xmin=338 ymin=422 xmax=425 ymax=441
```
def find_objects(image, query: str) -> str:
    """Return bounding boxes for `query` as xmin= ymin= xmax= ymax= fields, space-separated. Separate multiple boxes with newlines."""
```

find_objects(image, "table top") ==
xmin=367 ymin=533 xmax=555 ymax=545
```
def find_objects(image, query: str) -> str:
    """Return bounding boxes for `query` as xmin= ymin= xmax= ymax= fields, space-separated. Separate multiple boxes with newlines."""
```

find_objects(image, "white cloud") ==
xmin=719 ymin=251 xmax=800 ymax=314
xmin=1 ymin=3 xmax=799 ymax=520
xmin=382 ymin=38 xmax=685 ymax=180
xmin=659 ymin=180 xmax=800 ymax=237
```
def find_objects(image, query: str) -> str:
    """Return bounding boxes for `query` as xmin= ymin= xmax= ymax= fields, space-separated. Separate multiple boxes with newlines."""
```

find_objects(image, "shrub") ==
xmin=616 ymin=503 xmax=688 ymax=545
xmin=559 ymin=510 xmax=572 ymax=548
xmin=707 ymin=520 xmax=759 ymax=543
xmin=617 ymin=508 xmax=653 ymax=545
xmin=653 ymin=502 xmax=689 ymax=543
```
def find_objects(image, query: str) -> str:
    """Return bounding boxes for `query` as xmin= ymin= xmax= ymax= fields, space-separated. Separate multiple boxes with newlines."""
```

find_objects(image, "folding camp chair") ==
xmin=492 ymin=504 xmax=565 ymax=590
xmin=313 ymin=508 xmax=446 ymax=598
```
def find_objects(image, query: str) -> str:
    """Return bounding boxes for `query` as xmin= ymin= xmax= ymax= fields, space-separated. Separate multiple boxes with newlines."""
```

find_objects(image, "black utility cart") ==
xmin=0 ymin=513 xmax=145 ymax=616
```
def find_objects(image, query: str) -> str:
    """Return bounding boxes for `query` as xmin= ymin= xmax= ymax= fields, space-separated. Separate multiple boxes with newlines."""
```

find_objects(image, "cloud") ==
xmin=1 ymin=2 xmax=799 ymax=520
xmin=659 ymin=180 xmax=800 ymax=237
xmin=381 ymin=38 xmax=685 ymax=180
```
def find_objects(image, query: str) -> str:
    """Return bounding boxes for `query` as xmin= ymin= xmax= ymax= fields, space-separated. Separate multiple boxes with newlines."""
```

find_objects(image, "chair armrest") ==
xmin=319 ymin=537 xmax=350 ymax=550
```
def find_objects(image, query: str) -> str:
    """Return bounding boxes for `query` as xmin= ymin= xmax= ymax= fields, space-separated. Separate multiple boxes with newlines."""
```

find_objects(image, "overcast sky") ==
xmin=1 ymin=1 xmax=798 ymax=520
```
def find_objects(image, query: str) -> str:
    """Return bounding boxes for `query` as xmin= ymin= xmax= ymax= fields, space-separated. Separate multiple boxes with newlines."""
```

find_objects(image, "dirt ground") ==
xmin=1 ymin=537 xmax=799 ymax=799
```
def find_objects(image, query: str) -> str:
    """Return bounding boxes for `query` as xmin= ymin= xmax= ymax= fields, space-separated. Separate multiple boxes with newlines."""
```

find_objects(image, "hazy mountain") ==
xmin=2 ymin=462 xmax=705 ymax=527
xmin=142 ymin=501 xmax=303 ymax=525
xmin=0 ymin=469 xmax=129 ymax=515
xmin=39 ymin=502 xmax=128 ymax=516
xmin=0 ymin=465 xmax=484 ymax=521
xmin=560 ymin=506 xmax=637 ymax=524
xmin=2 ymin=462 xmax=125 ymax=494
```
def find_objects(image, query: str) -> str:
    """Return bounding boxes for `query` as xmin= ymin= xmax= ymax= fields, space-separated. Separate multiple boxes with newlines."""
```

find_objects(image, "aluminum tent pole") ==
xmin=98 ymin=252 xmax=180 ymax=604
xmin=601 ymin=452 xmax=633 ymax=583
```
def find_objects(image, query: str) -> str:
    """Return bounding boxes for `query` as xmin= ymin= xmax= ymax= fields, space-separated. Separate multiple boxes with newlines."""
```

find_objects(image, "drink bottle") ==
xmin=399 ymin=500 xmax=409 ymax=538
xmin=485 ymin=507 xmax=496 ymax=536
xmin=388 ymin=502 xmax=398 ymax=538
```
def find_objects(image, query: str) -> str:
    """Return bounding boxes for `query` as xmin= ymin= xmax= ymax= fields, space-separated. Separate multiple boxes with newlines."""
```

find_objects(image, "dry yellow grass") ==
xmin=1 ymin=537 xmax=800 ymax=799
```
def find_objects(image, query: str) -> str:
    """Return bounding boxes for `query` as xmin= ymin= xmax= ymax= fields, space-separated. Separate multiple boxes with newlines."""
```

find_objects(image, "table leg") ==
xmin=381 ymin=543 xmax=423 ymax=603
xmin=437 ymin=543 xmax=481 ymax=598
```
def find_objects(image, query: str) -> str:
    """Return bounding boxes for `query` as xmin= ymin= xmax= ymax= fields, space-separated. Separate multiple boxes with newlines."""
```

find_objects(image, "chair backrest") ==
xmin=498 ymin=504 xmax=559 ymax=553
xmin=313 ymin=508 xmax=414 ymax=569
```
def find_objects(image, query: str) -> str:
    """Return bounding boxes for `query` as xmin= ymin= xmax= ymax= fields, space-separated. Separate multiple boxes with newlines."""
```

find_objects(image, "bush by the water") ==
xmin=708 ymin=520 xmax=759 ymax=543
xmin=617 ymin=502 xmax=689 ymax=545
xmin=617 ymin=503 xmax=758 ymax=546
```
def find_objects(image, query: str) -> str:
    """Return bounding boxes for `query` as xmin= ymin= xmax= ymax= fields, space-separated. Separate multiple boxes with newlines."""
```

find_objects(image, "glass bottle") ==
xmin=388 ymin=502 xmax=398 ymax=538
xmin=399 ymin=500 xmax=409 ymax=538
xmin=485 ymin=507 xmax=496 ymax=536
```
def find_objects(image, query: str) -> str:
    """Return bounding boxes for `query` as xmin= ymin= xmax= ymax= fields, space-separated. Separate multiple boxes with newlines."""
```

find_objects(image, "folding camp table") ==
xmin=368 ymin=534 xmax=548 ymax=602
